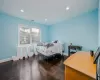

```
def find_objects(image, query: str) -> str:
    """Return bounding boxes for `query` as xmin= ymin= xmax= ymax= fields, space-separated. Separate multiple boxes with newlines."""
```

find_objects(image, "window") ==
xmin=18 ymin=25 xmax=40 ymax=45
xmin=31 ymin=28 xmax=40 ymax=43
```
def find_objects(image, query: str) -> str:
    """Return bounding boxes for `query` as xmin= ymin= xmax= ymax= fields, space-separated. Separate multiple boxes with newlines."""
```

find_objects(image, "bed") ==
xmin=36 ymin=41 xmax=63 ymax=61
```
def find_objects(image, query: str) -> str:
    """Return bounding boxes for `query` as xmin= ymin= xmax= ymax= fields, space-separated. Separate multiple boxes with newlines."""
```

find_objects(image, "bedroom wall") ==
xmin=0 ymin=12 xmax=49 ymax=60
xmin=49 ymin=9 xmax=98 ymax=54
xmin=98 ymin=0 xmax=100 ymax=47
xmin=0 ymin=9 xmax=98 ymax=59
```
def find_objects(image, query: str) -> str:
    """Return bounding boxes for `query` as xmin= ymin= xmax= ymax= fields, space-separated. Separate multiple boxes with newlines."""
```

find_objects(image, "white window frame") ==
xmin=30 ymin=27 xmax=41 ymax=44
xmin=18 ymin=24 xmax=41 ymax=46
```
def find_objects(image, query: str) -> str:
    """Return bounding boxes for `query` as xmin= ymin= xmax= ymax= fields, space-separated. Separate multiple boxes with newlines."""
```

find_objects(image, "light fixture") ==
xmin=45 ymin=19 xmax=47 ymax=22
xmin=66 ymin=7 xmax=69 ymax=10
xmin=20 ymin=9 xmax=24 ymax=12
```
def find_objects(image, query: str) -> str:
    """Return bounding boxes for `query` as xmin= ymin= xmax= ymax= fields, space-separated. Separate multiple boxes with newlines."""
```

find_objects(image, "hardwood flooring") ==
xmin=0 ymin=55 xmax=67 ymax=80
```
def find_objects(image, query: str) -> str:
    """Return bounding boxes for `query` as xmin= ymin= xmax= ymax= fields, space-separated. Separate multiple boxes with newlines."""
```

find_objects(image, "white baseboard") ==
xmin=12 ymin=56 xmax=19 ymax=61
xmin=0 ymin=58 xmax=12 ymax=64
xmin=63 ymin=53 xmax=68 ymax=56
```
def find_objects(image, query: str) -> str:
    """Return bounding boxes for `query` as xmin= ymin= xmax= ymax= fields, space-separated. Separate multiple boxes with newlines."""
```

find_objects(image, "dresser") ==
xmin=64 ymin=51 xmax=96 ymax=80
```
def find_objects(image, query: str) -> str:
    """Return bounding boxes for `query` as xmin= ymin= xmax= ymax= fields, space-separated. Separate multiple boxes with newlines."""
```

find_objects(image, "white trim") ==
xmin=18 ymin=24 xmax=31 ymax=46
xmin=63 ymin=53 xmax=68 ymax=56
xmin=29 ymin=26 xmax=41 ymax=43
xmin=17 ymin=24 xmax=41 ymax=59
xmin=0 ymin=58 xmax=12 ymax=64
xmin=18 ymin=24 xmax=41 ymax=46
xmin=12 ymin=56 xmax=19 ymax=61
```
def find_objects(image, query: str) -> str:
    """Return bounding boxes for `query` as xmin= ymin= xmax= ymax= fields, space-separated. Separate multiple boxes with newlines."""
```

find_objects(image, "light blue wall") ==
xmin=98 ymin=0 xmax=100 ymax=46
xmin=49 ymin=9 xmax=98 ymax=54
xmin=0 ymin=12 xmax=49 ymax=59
xmin=0 ymin=9 xmax=98 ymax=59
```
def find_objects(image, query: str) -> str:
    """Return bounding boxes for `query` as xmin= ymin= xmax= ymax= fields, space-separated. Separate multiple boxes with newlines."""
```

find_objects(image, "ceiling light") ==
xmin=20 ymin=9 xmax=24 ymax=12
xmin=45 ymin=19 xmax=47 ymax=21
xmin=66 ymin=7 xmax=69 ymax=10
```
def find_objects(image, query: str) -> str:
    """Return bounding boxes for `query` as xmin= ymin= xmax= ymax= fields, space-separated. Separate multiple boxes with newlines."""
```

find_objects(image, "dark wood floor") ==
xmin=0 ymin=55 xmax=67 ymax=80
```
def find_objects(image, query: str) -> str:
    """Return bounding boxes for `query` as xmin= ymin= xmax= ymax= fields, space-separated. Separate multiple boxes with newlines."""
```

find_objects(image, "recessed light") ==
xmin=20 ymin=9 xmax=24 ymax=12
xmin=66 ymin=7 xmax=69 ymax=10
xmin=45 ymin=19 xmax=47 ymax=21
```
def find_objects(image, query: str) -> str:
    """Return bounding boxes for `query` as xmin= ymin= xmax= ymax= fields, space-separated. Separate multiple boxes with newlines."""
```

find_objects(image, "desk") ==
xmin=64 ymin=51 xmax=96 ymax=80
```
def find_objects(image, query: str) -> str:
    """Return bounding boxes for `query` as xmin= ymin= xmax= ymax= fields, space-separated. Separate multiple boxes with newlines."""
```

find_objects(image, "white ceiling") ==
xmin=0 ymin=0 xmax=99 ymax=25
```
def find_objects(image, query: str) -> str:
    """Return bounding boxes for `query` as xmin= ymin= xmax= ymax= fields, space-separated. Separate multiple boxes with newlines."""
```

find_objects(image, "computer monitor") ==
xmin=94 ymin=47 xmax=100 ymax=64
